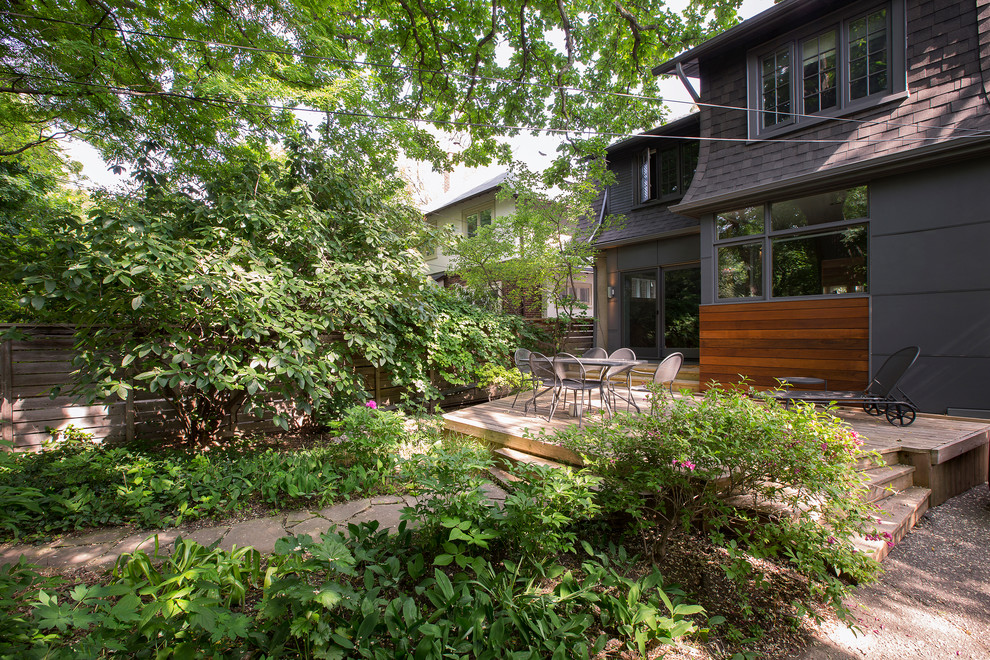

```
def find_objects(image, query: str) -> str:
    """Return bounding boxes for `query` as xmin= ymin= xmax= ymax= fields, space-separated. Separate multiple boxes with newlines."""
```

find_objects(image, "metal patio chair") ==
xmin=580 ymin=346 xmax=608 ymax=382
xmin=603 ymin=347 xmax=639 ymax=413
xmin=631 ymin=351 xmax=684 ymax=398
xmin=773 ymin=346 xmax=921 ymax=426
xmin=524 ymin=352 xmax=560 ymax=418
xmin=510 ymin=348 xmax=537 ymax=409
xmin=552 ymin=353 xmax=602 ymax=426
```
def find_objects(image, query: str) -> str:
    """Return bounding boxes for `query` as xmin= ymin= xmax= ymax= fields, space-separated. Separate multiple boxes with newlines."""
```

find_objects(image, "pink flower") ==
xmin=365 ymin=400 xmax=377 ymax=409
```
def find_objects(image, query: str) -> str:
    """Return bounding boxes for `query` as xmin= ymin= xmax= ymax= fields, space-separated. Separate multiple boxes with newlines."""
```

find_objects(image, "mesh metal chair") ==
xmin=552 ymin=353 xmax=601 ymax=426
xmin=603 ymin=348 xmax=639 ymax=413
xmin=524 ymin=352 xmax=559 ymax=417
xmin=632 ymin=352 xmax=684 ymax=397
xmin=581 ymin=347 xmax=608 ymax=382
xmin=774 ymin=346 xmax=921 ymax=426
xmin=511 ymin=348 xmax=536 ymax=409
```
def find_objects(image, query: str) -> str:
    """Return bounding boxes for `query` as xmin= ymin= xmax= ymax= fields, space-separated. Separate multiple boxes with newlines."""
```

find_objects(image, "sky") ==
xmin=65 ymin=0 xmax=776 ymax=201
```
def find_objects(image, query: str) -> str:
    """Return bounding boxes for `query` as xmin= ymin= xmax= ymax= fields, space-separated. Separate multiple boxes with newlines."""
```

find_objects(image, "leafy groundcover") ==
xmin=0 ymin=390 xmax=885 ymax=658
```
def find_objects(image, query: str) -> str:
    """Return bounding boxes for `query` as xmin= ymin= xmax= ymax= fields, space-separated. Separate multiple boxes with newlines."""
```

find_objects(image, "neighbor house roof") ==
xmin=424 ymin=172 xmax=509 ymax=216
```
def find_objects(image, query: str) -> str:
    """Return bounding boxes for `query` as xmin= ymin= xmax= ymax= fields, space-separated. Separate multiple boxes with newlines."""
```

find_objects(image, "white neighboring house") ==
xmin=422 ymin=172 xmax=594 ymax=319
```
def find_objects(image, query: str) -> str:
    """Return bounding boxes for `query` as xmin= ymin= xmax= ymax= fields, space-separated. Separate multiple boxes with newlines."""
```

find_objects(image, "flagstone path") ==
xmin=0 ymin=484 xmax=507 ymax=571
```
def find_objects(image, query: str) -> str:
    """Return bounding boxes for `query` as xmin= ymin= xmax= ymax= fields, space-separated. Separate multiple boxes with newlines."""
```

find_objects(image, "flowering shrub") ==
xmin=556 ymin=384 xmax=882 ymax=624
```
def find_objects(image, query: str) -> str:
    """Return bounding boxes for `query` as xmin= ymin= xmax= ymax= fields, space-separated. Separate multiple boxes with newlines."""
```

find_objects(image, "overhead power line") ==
xmin=4 ymin=9 xmax=990 ymax=141
xmin=12 ymin=72 xmax=978 ymax=148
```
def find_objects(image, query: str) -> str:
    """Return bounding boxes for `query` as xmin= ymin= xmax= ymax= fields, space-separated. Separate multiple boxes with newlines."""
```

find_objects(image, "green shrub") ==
xmin=557 ymin=384 xmax=882 ymax=622
xmin=500 ymin=462 xmax=601 ymax=558
xmin=0 ymin=421 xmax=401 ymax=541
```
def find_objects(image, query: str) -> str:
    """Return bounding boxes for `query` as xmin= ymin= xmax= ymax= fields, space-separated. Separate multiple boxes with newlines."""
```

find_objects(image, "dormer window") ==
xmin=760 ymin=46 xmax=792 ymax=128
xmin=637 ymin=140 xmax=699 ymax=204
xmin=748 ymin=1 xmax=905 ymax=138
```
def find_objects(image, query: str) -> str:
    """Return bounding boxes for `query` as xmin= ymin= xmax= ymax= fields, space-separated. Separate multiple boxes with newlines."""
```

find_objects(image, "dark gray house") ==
xmin=594 ymin=0 xmax=990 ymax=415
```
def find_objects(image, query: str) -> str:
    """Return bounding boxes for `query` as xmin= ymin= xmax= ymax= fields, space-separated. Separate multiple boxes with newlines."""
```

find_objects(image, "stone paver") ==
xmin=0 ymin=484 xmax=507 ymax=570
xmin=318 ymin=497 xmax=372 ymax=523
xmin=284 ymin=511 xmax=319 ymax=527
xmin=348 ymin=504 xmax=403 ymax=531
xmin=217 ymin=516 xmax=286 ymax=554
xmin=109 ymin=530 xmax=180 ymax=558
xmin=180 ymin=526 xmax=228 ymax=548
xmin=56 ymin=528 xmax=130 ymax=548
xmin=289 ymin=516 xmax=336 ymax=539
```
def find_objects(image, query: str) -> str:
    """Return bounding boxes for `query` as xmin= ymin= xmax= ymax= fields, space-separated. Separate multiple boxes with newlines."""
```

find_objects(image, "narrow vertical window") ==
xmin=680 ymin=140 xmax=699 ymax=194
xmin=761 ymin=46 xmax=791 ymax=127
xmin=659 ymin=147 xmax=679 ymax=197
xmin=801 ymin=30 xmax=837 ymax=114
xmin=848 ymin=9 xmax=888 ymax=100
xmin=639 ymin=149 xmax=652 ymax=203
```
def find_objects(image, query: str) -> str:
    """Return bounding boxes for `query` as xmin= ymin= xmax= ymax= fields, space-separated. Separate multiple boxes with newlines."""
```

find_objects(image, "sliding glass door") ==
xmin=621 ymin=265 xmax=700 ymax=359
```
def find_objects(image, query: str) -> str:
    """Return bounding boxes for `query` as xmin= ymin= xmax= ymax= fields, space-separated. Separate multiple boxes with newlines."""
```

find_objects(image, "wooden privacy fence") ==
xmin=0 ymin=324 xmax=410 ymax=452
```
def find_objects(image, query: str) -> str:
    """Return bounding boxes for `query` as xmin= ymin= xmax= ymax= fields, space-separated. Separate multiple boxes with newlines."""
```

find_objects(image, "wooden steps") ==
xmin=483 ymin=441 xmax=931 ymax=564
xmin=854 ymin=486 xmax=931 ymax=561
xmin=861 ymin=464 xmax=917 ymax=503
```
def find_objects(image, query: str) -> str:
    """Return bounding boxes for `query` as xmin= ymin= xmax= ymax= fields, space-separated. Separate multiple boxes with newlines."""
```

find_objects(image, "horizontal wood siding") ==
xmin=699 ymin=298 xmax=869 ymax=391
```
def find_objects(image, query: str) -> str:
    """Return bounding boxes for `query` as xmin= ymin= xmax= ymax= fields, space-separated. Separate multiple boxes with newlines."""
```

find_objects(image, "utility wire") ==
xmin=5 ymin=9 xmax=990 ymax=140
xmin=13 ymin=72 xmax=972 ymax=147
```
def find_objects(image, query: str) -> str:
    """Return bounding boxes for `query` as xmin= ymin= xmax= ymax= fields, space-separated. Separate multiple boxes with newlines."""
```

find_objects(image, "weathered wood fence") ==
xmin=1 ymin=320 xmax=594 ymax=451
xmin=0 ymin=324 xmax=406 ymax=451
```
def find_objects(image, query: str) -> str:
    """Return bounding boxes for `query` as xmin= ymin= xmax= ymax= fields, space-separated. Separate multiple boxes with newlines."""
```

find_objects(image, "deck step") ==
xmin=492 ymin=446 xmax=569 ymax=471
xmin=853 ymin=486 xmax=931 ymax=562
xmin=853 ymin=447 xmax=900 ymax=470
xmin=862 ymin=464 xmax=916 ymax=503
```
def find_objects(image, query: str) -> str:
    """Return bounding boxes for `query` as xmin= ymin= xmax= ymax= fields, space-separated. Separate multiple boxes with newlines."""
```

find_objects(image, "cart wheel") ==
xmin=885 ymin=404 xmax=916 ymax=426
xmin=864 ymin=402 xmax=882 ymax=416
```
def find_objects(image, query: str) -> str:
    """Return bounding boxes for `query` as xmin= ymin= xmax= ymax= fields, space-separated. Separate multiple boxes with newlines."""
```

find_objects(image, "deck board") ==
xmin=443 ymin=390 xmax=990 ymax=469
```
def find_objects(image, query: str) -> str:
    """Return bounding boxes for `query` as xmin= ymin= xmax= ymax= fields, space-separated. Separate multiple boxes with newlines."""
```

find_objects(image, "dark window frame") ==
xmin=746 ymin=0 xmax=906 ymax=139
xmin=635 ymin=140 xmax=700 ymax=205
xmin=713 ymin=186 xmax=871 ymax=301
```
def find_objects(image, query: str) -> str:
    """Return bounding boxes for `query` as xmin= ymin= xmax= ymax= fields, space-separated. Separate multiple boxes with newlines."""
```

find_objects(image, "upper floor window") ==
xmin=638 ymin=140 xmax=699 ymax=204
xmin=465 ymin=208 xmax=492 ymax=237
xmin=748 ymin=1 xmax=905 ymax=137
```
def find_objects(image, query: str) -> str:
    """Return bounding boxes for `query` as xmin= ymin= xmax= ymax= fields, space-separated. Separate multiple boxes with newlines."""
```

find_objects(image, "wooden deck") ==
xmin=443 ymin=390 xmax=990 ymax=506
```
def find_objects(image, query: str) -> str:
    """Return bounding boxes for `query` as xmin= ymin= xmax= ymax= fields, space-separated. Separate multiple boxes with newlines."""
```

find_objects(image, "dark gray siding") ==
xmin=870 ymin=156 xmax=990 ymax=413
xmin=602 ymin=235 xmax=700 ymax=353
xmin=682 ymin=0 xmax=990 ymax=208
xmin=595 ymin=149 xmax=699 ymax=245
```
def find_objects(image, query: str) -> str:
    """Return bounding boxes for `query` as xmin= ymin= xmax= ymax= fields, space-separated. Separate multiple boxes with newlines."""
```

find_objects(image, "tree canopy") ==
xmin=2 ymin=0 xmax=741 ymax=176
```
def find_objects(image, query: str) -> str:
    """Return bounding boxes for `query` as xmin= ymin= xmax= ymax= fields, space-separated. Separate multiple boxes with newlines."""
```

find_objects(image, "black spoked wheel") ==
xmin=886 ymin=404 xmax=916 ymax=426
xmin=864 ymin=400 xmax=886 ymax=416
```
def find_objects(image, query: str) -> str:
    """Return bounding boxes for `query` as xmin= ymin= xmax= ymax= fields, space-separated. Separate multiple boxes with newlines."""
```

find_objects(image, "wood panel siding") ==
xmin=699 ymin=297 xmax=869 ymax=391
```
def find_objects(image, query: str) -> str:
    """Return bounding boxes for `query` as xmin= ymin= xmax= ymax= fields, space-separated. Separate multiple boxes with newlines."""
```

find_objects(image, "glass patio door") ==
xmin=622 ymin=265 xmax=700 ymax=360
xmin=662 ymin=266 xmax=701 ymax=360
xmin=622 ymin=270 xmax=659 ymax=358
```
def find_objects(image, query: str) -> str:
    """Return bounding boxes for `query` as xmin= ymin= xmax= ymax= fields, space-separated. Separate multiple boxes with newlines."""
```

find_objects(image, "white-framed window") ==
xmin=420 ymin=216 xmax=438 ymax=259
xmin=465 ymin=208 xmax=493 ymax=237
xmin=715 ymin=186 xmax=870 ymax=300
xmin=747 ymin=0 xmax=906 ymax=138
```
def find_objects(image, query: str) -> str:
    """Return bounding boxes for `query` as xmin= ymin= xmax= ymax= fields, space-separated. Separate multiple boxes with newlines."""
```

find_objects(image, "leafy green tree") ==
xmin=17 ymin=143 xmax=397 ymax=441
xmin=2 ymin=0 xmax=742 ymax=175
xmin=0 ymin=133 xmax=86 ymax=322
xmin=448 ymin=161 xmax=615 ymax=349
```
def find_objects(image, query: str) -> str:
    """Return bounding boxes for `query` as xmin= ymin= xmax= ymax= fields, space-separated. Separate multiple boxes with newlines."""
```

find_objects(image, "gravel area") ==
xmin=795 ymin=482 xmax=990 ymax=659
